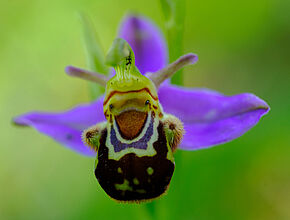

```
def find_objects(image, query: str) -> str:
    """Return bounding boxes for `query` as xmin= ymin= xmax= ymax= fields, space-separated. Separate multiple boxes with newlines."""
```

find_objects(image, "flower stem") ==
xmin=160 ymin=0 xmax=186 ymax=86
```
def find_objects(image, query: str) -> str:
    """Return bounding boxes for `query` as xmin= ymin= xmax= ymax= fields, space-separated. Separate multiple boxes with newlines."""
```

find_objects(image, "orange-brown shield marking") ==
xmin=115 ymin=110 xmax=148 ymax=140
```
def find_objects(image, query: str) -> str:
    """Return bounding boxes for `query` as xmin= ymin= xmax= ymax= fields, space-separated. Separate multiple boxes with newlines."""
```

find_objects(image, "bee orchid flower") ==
xmin=14 ymin=15 xmax=269 ymax=157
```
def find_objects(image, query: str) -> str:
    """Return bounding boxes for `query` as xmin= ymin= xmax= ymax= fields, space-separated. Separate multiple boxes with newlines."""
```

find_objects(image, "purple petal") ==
xmin=119 ymin=15 xmax=168 ymax=74
xmin=158 ymin=85 xmax=270 ymax=150
xmin=13 ymin=97 xmax=105 ymax=156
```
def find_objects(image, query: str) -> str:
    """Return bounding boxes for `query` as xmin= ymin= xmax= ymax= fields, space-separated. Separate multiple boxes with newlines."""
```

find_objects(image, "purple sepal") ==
xmin=13 ymin=98 xmax=105 ymax=156
xmin=158 ymin=85 xmax=270 ymax=150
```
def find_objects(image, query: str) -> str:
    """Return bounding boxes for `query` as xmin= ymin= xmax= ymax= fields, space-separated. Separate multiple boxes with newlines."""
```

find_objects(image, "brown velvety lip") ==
xmin=115 ymin=110 xmax=148 ymax=140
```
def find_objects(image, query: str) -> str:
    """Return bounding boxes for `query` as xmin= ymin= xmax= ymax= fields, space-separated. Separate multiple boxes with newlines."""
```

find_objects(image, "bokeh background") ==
xmin=1 ymin=0 xmax=289 ymax=219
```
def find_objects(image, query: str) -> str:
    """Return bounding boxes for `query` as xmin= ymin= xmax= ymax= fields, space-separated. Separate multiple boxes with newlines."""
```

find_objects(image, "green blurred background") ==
xmin=1 ymin=0 xmax=289 ymax=219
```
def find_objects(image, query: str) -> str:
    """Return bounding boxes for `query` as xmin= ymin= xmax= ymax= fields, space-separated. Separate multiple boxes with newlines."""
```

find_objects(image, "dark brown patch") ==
xmin=169 ymin=123 xmax=175 ymax=130
xmin=95 ymin=122 xmax=174 ymax=202
xmin=115 ymin=110 xmax=147 ymax=140
xmin=86 ymin=131 xmax=93 ymax=139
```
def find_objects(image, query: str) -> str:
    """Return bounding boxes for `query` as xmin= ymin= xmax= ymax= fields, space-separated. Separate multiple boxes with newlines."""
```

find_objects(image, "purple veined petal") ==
xmin=158 ymin=84 xmax=270 ymax=150
xmin=118 ymin=15 xmax=168 ymax=74
xmin=13 ymin=97 xmax=105 ymax=156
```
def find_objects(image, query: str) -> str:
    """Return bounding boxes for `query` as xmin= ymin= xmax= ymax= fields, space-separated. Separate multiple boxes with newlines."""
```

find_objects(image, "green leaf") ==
xmin=79 ymin=14 xmax=109 ymax=100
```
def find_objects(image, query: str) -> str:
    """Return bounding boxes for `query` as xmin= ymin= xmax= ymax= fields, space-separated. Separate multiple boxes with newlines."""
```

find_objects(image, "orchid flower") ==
xmin=14 ymin=15 xmax=269 ymax=158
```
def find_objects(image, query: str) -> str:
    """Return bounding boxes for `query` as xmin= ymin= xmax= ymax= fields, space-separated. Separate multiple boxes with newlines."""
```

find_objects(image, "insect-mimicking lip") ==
xmin=95 ymin=121 xmax=175 ymax=202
